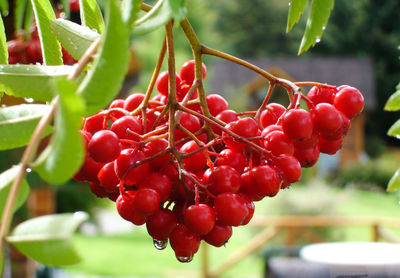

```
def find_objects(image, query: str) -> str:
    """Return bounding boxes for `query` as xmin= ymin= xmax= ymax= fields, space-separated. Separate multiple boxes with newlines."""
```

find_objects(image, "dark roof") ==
xmin=208 ymin=57 xmax=375 ymax=110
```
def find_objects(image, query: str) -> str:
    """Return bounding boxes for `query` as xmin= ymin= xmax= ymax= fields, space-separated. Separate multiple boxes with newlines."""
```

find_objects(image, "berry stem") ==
xmin=294 ymin=81 xmax=337 ymax=90
xmin=255 ymin=82 xmax=275 ymax=124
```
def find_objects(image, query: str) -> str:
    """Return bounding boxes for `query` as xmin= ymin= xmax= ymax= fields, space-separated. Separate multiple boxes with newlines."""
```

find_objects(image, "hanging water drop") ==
xmin=322 ymin=25 xmax=326 ymax=31
xmin=176 ymin=254 xmax=193 ymax=263
xmin=288 ymin=2 xmax=291 ymax=6
xmin=24 ymin=98 xmax=35 ymax=103
xmin=315 ymin=36 xmax=321 ymax=44
xmin=26 ymin=168 xmax=32 ymax=173
xmin=153 ymin=239 xmax=167 ymax=250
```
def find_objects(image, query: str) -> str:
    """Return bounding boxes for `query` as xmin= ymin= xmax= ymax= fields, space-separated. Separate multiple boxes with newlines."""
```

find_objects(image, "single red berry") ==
xmin=319 ymin=137 xmax=343 ymax=155
xmin=111 ymin=115 xmax=142 ymax=141
xmin=116 ymin=192 xmax=147 ymax=225
xmin=133 ymin=188 xmax=161 ymax=216
xmin=88 ymin=130 xmax=121 ymax=163
xmin=175 ymin=112 xmax=202 ymax=141
xmin=260 ymin=103 xmax=286 ymax=128
xmin=139 ymin=172 xmax=172 ymax=202
xmin=214 ymin=193 xmax=248 ymax=226
xmin=274 ymin=154 xmax=302 ymax=183
xmin=213 ymin=109 xmax=239 ymax=134
xmin=114 ymin=148 xmax=150 ymax=185
xmin=203 ymin=223 xmax=232 ymax=247
xmin=293 ymin=129 xmax=319 ymax=150
xmin=84 ymin=114 xmax=105 ymax=133
xmin=180 ymin=140 xmax=207 ymax=171
xmin=80 ymin=156 xmax=104 ymax=182
xmin=263 ymin=130 xmax=294 ymax=156
xmin=216 ymin=148 xmax=247 ymax=173
xmin=208 ymin=165 xmax=241 ymax=195
xmin=306 ymin=86 xmax=335 ymax=106
xmin=146 ymin=209 xmax=178 ymax=241
xmin=223 ymin=117 xmax=259 ymax=151
xmin=282 ymin=109 xmax=313 ymax=141
xmin=334 ymin=86 xmax=364 ymax=119
xmin=249 ymin=165 xmax=281 ymax=197
xmin=294 ymin=144 xmax=320 ymax=168
xmin=206 ymin=94 xmax=229 ymax=116
xmin=109 ymin=99 xmax=125 ymax=109
xmin=156 ymin=71 xmax=182 ymax=96
xmin=312 ymin=103 xmax=343 ymax=135
xmin=238 ymin=193 xmax=255 ymax=225
xmin=124 ymin=93 xmax=145 ymax=112
xmin=169 ymin=224 xmax=201 ymax=261
xmin=184 ymin=204 xmax=216 ymax=235
xmin=179 ymin=60 xmax=207 ymax=85
xmin=97 ymin=161 xmax=119 ymax=191
xmin=239 ymin=171 xmax=263 ymax=201
xmin=321 ymin=112 xmax=350 ymax=141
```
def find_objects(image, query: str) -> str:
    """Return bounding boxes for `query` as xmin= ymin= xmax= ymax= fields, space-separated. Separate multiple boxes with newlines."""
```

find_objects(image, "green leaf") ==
xmin=51 ymin=19 xmax=100 ymax=60
xmin=121 ymin=0 xmax=141 ymax=27
xmin=287 ymin=0 xmax=308 ymax=33
xmin=0 ymin=65 xmax=74 ymax=101
xmin=132 ymin=0 xmax=186 ymax=34
xmin=298 ymin=0 xmax=334 ymax=55
xmin=387 ymin=168 xmax=400 ymax=192
xmin=388 ymin=119 xmax=400 ymax=139
xmin=0 ymin=14 xmax=8 ymax=64
xmin=384 ymin=83 xmax=400 ymax=111
xmin=0 ymin=104 xmax=52 ymax=150
xmin=79 ymin=0 xmax=105 ymax=33
xmin=31 ymin=0 xmax=63 ymax=65
xmin=7 ymin=212 xmax=88 ymax=266
xmin=77 ymin=0 xmax=130 ymax=116
xmin=0 ymin=165 xmax=30 ymax=216
xmin=24 ymin=1 xmax=34 ymax=36
xmin=33 ymin=79 xmax=85 ymax=185
xmin=15 ymin=0 xmax=28 ymax=31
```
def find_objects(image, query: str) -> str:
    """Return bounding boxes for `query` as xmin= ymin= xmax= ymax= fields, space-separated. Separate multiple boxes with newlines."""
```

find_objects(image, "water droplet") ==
xmin=322 ymin=25 xmax=326 ymax=31
xmin=153 ymin=239 xmax=167 ymax=250
xmin=176 ymin=254 xmax=193 ymax=263
xmin=288 ymin=2 xmax=291 ymax=6
xmin=24 ymin=98 xmax=35 ymax=103
xmin=26 ymin=168 xmax=32 ymax=173
xmin=315 ymin=36 xmax=321 ymax=44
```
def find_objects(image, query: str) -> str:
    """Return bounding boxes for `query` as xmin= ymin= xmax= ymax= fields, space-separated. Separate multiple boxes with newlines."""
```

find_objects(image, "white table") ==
xmin=300 ymin=242 xmax=400 ymax=277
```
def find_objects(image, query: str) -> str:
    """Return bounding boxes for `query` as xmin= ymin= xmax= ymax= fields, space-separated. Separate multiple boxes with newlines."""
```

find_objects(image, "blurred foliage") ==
xmin=211 ymin=0 xmax=400 ymax=143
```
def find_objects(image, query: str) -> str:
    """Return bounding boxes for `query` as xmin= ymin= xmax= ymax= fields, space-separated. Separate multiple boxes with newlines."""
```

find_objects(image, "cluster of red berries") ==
xmin=73 ymin=59 xmax=364 ymax=262
xmin=7 ymin=27 xmax=75 ymax=65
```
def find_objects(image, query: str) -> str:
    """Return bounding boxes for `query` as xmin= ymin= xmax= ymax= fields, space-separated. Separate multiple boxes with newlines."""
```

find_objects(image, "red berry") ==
xmin=80 ymin=156 xmax=104 ymax=182
xmin=169 ymin=224 xmax=201 ymax=261
xmin=111 ymin=115 xmax=142 ymax=141
xmin=156 ymin=71 xmax=182 ymax=96
xmin=146 ymin=209 xmax=178 ymax=241
xmin=179 ymin=60 xmax=207 ymax=85
xmin=84 ymin=114 xmax=104 ymax=133
xmin=322 ymin=112 xmax=350 ymax=141
xmin=139 ymin=172 xmax=172 ymax=202
xmin=208 ymin=165 xmax=241 ymax=195
xmin=89 ymin=182 xmax=107 ymax=198
xmin=213 ymin=109 xmax=238 ymax=134
xmin=97 ymin=162 xmax=119 ymax=191
xmin=206 ymin=94 xmax=229 ymax=116
xmin=334 ymin=86 xmax=364 ymax=119
xmin=294 ymin=144 xmax=320 ymax=168
xmin=263 ymin=130 xmax=294 ymax=156
xmin=282 ymin=109 xmax=313 ymax=141
xmin=240 ymin=171 xmax=263 ymax=201
xmin=124 ymin=93 xmax=145 ymax=112
xmin=214 ymin=193 xmax=248 ymax=226
xmin=216 ymin=148 xmax=247 ymax=173
xmin=306 ymin=86 xmax=335 ymax=106
xmin=238 ymin=193 xmax=255 ymax=225
xmin=88 ymin=130 xmax=121 ymax=163
xmin=319 ymin=137 xmax=343 ymax=155
xmin=180 ymin=140 xmax=207 ymax=171
xmin=116 ymin=192 xmax=147 ymax=225
xmin=312 ymin=103 xmax=343 ymax=135
xmin=133 ymin=188 xmax=161 ymax=216
xmin=114 ymin=148 xmax=150 ymax=185
xmin=260 ymin=103 xmax=286 ymax=128
xmin=274 ymin=154 xmax=302 ymax=183
xmin=184 ymin=204 xmax=216 ymax=235
xmin=249 ymin=165 xmax=281 ymax=197
xmin=203 ymin=223 xmax=232 ymax=247
xmin=293 ymin=130 xmax=319 ymax=150
xmin=223 ymin=117 xmax=259 ymax=151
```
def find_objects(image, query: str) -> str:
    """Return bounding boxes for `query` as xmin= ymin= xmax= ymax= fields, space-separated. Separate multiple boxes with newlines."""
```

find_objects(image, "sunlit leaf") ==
xmin=298 ymin=0 xmax=334 ymax=55
xmin=7 ymin=212 xmax=88 ymax=266
xmin=0 ymin=165 xmax=30 ymax=216
xmin=0 ymin=14 xmax=8 ymax=64
xmin=384 ymin=83 xmax=400 ymax=111
xmin=0 ymin=65 xmax=74 ymax=101
xmin=132 ymin=0 xmax=186 ymax=34
xmin=0 ymin=0 xmax=8 ymax=15
xmin=33 ymin=79 xmax=85 ymax=184
xmin=77 ymin=0 xmax=129 ymax=115
xmin=51 ymin=18 xmax=100 ymax=60
xmin=31 ymin=0 xmax=63 ymax=65
xmin=287 ymin=0 xmax=308 ymax=33
xmin=0 ymin=104 xmax=52 ymax=150
xmin=387 ymin=119 xmax=400 ymax=139
xmin=387 ymin=168 xmax=400 ymax=192
xmin=24 ymin=1 xmax=34 ymax=35
xmin=79 ymin=0 xmax=104 ymax=33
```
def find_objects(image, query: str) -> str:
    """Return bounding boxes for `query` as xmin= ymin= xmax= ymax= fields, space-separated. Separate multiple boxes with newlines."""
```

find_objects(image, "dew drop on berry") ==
xmin=153 ymin=239 xmax=168 ymax=250
xmin=176 ymin=255 xmax=193 ymax=263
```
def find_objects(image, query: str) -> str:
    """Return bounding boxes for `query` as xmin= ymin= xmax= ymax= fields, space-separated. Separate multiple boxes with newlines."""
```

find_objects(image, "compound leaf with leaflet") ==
xmin=33 ymin=79 xmax=85 ymax=185
xmin=298 ymin=0 xmax=334 ymax=55
xmin=31 ymin=0 xmax=63 ymax=65
xmin=0 ymin=65 xmax=74 ymax=101
xmin=7 ymin=212 xmax=88 ymax=266
xmin=51 ymin=18 xmax=100 ymax=60
xmin=387 ymin=167 xmax=400 ymax=192
xmin=384 ymin=83 xmax=400 ymax=111
xmin=77 ymin=0 xmax=129 ymax=116
xmin=79 ymin=0 xmax=104 ymax=33
xmin=286 ymin=0 xmax=308 ymax=33
xmin=387 ymin=119 xmax=400 ymax=139
xmin=0 ymin=104 xmax=52 ymax=150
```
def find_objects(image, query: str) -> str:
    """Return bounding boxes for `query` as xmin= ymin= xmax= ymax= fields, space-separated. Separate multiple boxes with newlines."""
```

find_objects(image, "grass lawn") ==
xmin=62 ymin=182 xmax=400 ymax=277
